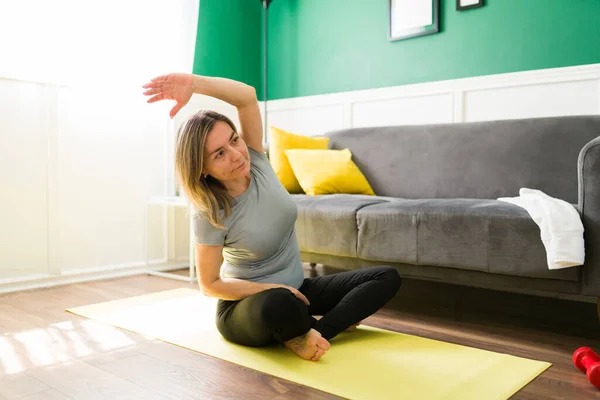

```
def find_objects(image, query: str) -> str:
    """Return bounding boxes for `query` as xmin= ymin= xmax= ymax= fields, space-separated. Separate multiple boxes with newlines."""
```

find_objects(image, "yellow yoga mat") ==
xmin=66 ymin=288 xmax=550 ymax=400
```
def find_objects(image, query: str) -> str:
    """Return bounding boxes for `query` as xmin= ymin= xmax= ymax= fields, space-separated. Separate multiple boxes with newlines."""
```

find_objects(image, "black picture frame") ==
xmin=388 ymin=0 xmax=439 ymax=42
xmin=456 ymin=0 xmax=484 ymax=11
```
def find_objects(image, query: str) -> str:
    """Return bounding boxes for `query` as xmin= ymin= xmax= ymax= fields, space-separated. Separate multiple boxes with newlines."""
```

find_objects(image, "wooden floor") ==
xmin=1 ymin=264 xmax=600 ymax=399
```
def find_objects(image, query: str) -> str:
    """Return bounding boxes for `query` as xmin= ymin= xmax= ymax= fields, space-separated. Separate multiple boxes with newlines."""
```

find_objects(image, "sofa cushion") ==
xmin=356 ymin=198 xmax=579 ymax=281
xmin=293 ymin=194 xmax=387 ymax=258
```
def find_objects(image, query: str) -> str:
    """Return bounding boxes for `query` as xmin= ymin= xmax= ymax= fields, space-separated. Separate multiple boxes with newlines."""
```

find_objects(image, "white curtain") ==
xmin=0 ymin=0 xmax=199 ymax=281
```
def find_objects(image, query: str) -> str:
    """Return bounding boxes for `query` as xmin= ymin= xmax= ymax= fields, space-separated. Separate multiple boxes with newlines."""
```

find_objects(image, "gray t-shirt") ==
xmin=193 ymin=147 xmax=305 ymax=289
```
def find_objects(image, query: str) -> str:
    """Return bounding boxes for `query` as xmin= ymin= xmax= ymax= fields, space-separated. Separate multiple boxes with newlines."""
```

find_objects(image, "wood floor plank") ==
xmin=17 ymin=389 xmax=72 ymax=400
xmin=26 ymin=358 xmax=168 ymax=400
xmin=0 ymin=318 xmax=146 ymax=378
xmin=513 ymin=363 xmax=598 ymax=398
xmin=93 ymin=353 xmax=216 ymax=400
xmin=0 ymin=303 xmax=50 ymax=331
xmin=0 ymin=372 xmax=49 ymax=399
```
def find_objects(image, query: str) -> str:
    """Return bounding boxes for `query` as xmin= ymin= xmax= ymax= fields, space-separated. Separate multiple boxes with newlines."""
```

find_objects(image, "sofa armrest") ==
xmin=579 ymin=136 xmax=600 ymax=296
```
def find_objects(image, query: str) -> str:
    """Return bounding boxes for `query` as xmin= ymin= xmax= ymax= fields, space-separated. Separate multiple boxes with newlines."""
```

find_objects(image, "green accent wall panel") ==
xmin=193 ymin=0 xmax=262 ymax=98
xmin=266 ymin=0 xmax=600 ymax=100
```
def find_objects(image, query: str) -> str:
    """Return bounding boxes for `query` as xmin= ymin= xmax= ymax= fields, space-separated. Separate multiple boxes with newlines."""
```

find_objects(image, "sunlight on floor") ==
xmin=0 ymin=319 xmax=144 ymax=375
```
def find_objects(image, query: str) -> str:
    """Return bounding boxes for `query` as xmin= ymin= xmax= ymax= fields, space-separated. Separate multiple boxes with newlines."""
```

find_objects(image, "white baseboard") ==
xmin=0 ymin=260 xmax=190 ymax=295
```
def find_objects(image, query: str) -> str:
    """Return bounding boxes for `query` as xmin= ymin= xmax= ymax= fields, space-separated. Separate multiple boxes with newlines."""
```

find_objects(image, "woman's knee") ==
xmin=215 ymin=295 xmax=284 ymax=347
xmin=378 ymin=266 xmax=402 ymax=291
xmin=216 ymin=319 xmax=274 ymax=347
xmin=259 ymin=288 xmax=303 ymax=324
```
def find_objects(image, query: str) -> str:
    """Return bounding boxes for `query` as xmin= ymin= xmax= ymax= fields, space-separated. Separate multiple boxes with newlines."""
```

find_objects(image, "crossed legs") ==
xmin=215 ymin=266 xmax=402 ymax=361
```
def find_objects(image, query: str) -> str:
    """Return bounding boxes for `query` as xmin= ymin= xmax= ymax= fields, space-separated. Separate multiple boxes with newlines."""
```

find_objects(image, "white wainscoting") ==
xmin=0 ymin=79 xmax=190 ymax=294
xmin=263 ymin=63 xmax=600 ymax=137
xmin=0 ymin=80 xmax=50 ymax=281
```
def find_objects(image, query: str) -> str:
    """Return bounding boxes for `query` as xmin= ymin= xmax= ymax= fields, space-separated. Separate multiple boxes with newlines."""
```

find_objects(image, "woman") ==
xmin=142 ymin=73 xmax=402 ymax=362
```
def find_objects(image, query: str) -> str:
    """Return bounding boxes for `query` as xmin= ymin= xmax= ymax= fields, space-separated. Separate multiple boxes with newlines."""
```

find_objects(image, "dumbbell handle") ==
xmin=581 ymin=354 xmax=600 ymax=370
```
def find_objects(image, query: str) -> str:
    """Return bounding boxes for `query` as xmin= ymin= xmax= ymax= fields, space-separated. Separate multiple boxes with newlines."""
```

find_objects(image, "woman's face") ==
xmin=202 ymin=121 xmax=250 ymax=182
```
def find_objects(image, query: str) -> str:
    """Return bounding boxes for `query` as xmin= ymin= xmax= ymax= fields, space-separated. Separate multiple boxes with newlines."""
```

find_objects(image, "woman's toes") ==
xmin=317 ymin=337 xmax=331 ymax=350
xmin=311 ymin=348 xmax=325 ymax=361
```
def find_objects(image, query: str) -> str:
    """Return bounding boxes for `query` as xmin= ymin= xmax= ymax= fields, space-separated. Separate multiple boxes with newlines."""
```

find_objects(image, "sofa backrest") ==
xmin=325 ymin=115 xmax=600 ymax=203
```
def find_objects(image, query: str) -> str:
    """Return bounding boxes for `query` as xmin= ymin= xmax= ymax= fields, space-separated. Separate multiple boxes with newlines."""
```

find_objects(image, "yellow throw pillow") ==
xmin=284 ymin=149 xmax=375 ymax=196
xmin=269 ymin=126 xmax=329 ymax=193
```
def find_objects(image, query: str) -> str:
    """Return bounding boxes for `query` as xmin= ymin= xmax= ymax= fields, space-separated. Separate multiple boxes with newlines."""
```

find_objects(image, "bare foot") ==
xmin=284 ymin=328 xmax=331 ymax=361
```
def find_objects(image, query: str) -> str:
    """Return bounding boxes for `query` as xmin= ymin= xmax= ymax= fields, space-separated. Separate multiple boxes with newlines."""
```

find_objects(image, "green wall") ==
xmin=193 ymin=0 xmax=262 ymax=98
xmin=266 ymin=0 xmax=600 ymax=100
xmin=193 ymin=0 xmax=600 ymax=101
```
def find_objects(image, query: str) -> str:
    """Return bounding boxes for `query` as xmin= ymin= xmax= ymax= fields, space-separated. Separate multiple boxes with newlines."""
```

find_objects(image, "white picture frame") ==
xmin=457 ymin=0 xmax=484 ymax=11
xmin=388 ymin=0 xmax=439 ymax=42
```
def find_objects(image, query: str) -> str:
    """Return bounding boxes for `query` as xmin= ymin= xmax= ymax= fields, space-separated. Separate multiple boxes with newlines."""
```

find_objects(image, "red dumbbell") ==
xmin=573 ymin=347 xmax=600 ymax=390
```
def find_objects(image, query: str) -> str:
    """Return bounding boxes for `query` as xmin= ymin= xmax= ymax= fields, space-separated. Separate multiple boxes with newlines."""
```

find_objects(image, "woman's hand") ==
xmin=272 ymin=284 xmax=310 ymax=306
xmin=288 ymin=286 xmax=310 ymax=306
xmin=142 ymin=73 xmax=194 ymax=118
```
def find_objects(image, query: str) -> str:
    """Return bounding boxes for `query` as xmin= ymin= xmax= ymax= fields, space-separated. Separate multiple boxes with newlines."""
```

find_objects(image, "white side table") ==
xmin=144 ymin=195 xmax=196 ymax=283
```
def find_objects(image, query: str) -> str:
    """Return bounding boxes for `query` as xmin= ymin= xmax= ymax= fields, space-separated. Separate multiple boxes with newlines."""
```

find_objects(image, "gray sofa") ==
xmin=290 ymin=115 xmax=600 ymax=307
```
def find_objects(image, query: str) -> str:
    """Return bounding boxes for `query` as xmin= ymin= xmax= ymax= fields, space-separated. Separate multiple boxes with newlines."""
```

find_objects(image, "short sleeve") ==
xmin=193 ymin=213 xmax=227 ymax=245
xmin=248 ymin=146 xmax=270 ymax=169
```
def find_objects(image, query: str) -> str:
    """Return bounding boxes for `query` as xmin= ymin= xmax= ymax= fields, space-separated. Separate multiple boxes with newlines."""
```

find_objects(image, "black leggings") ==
xmin=215 ymin=266 xmax=402 ymax=346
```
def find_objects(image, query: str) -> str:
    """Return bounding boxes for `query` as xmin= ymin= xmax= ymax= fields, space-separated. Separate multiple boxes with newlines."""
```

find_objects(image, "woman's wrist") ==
xmin=190 ymin=74 xmax=255 ymax=107
xmin=190 ymin=74 xmax=207 ymax=95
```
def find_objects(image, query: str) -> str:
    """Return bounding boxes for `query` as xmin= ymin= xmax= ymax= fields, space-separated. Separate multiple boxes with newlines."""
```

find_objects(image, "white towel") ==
xmin=497 ymin=188 xmax=584 ymax=270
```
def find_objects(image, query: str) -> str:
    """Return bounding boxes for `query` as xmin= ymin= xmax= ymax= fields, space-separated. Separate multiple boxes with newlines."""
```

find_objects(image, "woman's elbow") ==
xmin=243 ymin=85 xmax=257 ymax=103
xmin=198 ymin=284 xmax=212 ymax=297
xmin=198 ymin=280 xmax=219 ymax=298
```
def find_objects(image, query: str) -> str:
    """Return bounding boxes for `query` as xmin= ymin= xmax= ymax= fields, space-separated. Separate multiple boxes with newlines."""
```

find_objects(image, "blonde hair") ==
xmin=175 ymin=110 xmax=238 ymax=229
